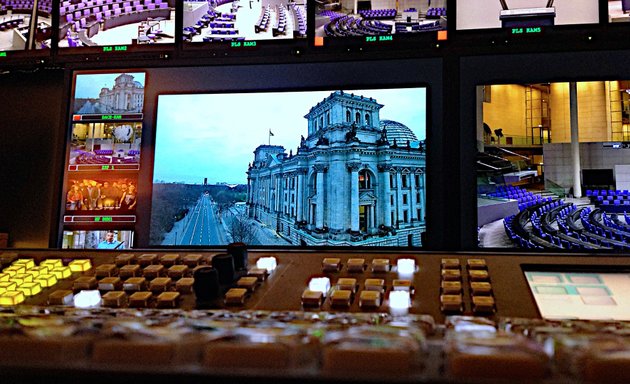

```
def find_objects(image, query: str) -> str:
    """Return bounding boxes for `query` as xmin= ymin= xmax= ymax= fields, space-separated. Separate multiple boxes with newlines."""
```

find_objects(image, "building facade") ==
xmin=247 ymin=91 xmax=426 ymax=246
xmin=98 ymin=74 xmax=145 ymax=113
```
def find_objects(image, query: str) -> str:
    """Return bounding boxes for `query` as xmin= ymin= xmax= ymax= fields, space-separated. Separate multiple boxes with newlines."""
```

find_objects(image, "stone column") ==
xmin=297 ymin=169 xmax=307 ymax=222
xmin=419 ymin=170 xmax=426 ymax=223
xmin=409 ymin=171 xmax=417 ymax=221
xmin=570 ymin=82 xmax=582 ymax=198
xmin=379 ymin=164 xmax=392 ymax=227
xmin=369 ymin=204 xmax=376 ymax=228
xmin=347 ymin=162 xmax=361 ymax=231
xmin=313 ymin=164 xmax=327 ymax=229
xmin=396 ymin=169 xmax=404 ymax=226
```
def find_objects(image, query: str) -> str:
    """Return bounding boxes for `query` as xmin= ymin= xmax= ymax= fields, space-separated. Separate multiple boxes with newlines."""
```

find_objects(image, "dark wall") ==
xmin=0 ymin=68 xmax=66 ymax=247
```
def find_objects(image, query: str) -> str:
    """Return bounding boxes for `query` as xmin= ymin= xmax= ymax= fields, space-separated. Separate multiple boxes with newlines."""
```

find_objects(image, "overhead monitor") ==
xmin=57 ymin=0 xmax=176 ymax=55
xmin=314 ymin=0 xmax=447 ymax=48
xmin=476 ymin=80 xmax=630 ymax=251
xmin=0 ymin=0 xmax=52 ymax=58
xmin=182 ymin=0 xmax=307 ymax=49
xmin=608 ymin=0 xmax=630 ymax=23
xmin=150 ymin=87 xmax=427 ymax=247
xmin=456 ymin=0 xmax=599 ymax=31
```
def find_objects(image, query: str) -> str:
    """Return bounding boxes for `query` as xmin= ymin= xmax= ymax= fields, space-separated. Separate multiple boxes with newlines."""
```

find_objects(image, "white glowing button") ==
xmin=389 ymin=290 xmax=411 ymax=309
xmin=256 ymin=257 xmax=277 ymax=272
xmin=308 ymin=277 xmax=331 ymax=297
xmin=397 ymin=258 xmax=416 ymax=274
xmin=73 ymin=290 xmax=101 ymax=308
xmin=13 ymin=259 xmax=35 ymax=269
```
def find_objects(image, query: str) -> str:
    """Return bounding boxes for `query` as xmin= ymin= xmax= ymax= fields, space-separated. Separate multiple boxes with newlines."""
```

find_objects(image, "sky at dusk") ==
xmin=153 ymin=87 xmax=427 ymax=185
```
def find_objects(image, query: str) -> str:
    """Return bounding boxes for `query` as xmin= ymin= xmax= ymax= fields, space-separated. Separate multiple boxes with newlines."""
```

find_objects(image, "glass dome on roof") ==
xmin=380 ymin=119 xmax=418 ymax=145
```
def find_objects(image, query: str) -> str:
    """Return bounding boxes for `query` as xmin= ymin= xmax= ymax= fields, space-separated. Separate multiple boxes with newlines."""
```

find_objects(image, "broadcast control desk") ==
xmin=0 ymin=249 xmax=629 ymax=383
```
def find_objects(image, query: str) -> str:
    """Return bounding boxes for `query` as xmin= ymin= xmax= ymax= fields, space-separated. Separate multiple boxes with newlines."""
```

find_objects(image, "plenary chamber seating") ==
xmin=503 ymin=197 xmax=630 ymax=251
xmin=587 ymin=189 xmax=630 ymax=212
xmin=59 ymin=0 xmax=171 ymax=46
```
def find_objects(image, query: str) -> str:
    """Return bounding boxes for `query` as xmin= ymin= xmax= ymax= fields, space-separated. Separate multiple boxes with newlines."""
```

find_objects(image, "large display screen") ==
xmin=57 ymin=0 xmax=176 ymax=52
xmin=150 ymin=87 xmax=427 ymax=247
xmin=0 ymin=0 xmax=52 ymax=52
xmin=525 ymin=269 xmax=630 ymax=320
xmin=182 ymin=0 xmax=306 ymax=46
xmin=476 ymin=80 xmax=630 ymax=251
xmin=314 ymin=0 xmax=446 ymax=45
xmin=456 ymin=0 xmax=599 ymax=30
xmin=60 ymin=71 xmax=145 ymax=247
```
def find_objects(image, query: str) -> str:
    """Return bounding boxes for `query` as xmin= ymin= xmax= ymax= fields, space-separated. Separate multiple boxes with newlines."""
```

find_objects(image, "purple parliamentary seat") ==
xmin=114 ymin=7 xmax=121 ymax=15
xmin=105 ymin=9 xmax=112 ymax=17
xmin=147 ymin=3 xmax=154 ymax=10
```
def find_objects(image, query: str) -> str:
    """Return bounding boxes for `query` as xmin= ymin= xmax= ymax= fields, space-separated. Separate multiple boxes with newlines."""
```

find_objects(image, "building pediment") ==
xmin=359 ymin=191 xmax=377 ymax=204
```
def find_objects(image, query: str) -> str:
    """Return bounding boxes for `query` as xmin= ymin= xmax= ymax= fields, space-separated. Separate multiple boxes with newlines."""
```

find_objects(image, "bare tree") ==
xmin=227 ymin=210 xmax=258 ymax=244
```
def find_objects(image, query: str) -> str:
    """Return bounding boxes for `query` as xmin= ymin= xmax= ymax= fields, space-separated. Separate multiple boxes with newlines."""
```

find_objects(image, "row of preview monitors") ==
xmin=2 ymin=0 xmax=630 ymax=63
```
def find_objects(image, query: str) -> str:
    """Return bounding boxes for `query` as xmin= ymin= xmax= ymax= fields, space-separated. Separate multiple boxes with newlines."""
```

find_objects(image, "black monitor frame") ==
xmin=56 ymin=59 xmax=445 ymax=250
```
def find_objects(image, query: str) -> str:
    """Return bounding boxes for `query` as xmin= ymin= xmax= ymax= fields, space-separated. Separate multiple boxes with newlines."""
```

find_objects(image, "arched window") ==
xmin=358 ymin=170 xmax=372 ymax=189
xmin=355 ymin=112 xmax=361 ymax=124
xmin=320 ymin=116 xmax=323 ymax=128
xmin=327 ymin=112 xmax=330 ymax=124
xmin=365 ymin=113 xmax=370 ymax=126
xmin=346 ymin=110 xmax=351 ymax=122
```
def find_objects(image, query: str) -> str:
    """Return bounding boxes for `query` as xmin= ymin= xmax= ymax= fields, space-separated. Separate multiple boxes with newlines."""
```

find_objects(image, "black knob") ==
xmin=227 ymin=242 xmax=248 ymax=271
xmin=192 ymin=266 xmax=221 ymax=302
xmin=212 ymin=253 xmax=235 ymax=285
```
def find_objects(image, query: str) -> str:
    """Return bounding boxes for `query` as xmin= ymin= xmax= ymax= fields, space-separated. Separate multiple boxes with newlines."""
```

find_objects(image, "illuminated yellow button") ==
xmin=0 ymin=291 xmax=26 ymax=306
xmin=29 ymin=265 xmax=51 ymax=275
xmin=2 ymin=269 xmax=17 ymax=277
xmin=35 ymin=273 xmax=58 ymax=288
xmin=51 ymin=266 xmax=72 ymax=279
xmin=69 ymin=259 xmax=92 ymax=272
xmin=5 ymin=265 xmax=25 ymax=274
xmin=41 ymin=259 xmax=63 ymax=268
xmin=0 ymin=281 xmax=18 ymax=293
xmin=13 ymin=259 xmax=35 ymax=269
xmin=9 ymin=276 xmax=25 ymax=285
xmin=26 ymin=268 xmax=41 ymax=278
xmin=18 ymin=282 xmax=42 ymax=297
xmin=0 ymin=273 xmax=9 ymax=282
xmin=14 ymin=273 xmax=33 ymax=283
